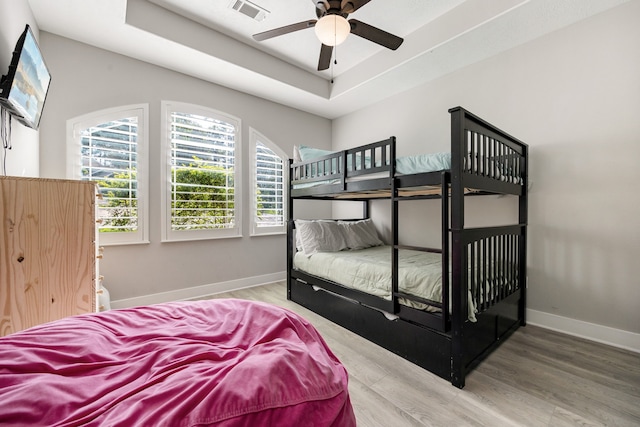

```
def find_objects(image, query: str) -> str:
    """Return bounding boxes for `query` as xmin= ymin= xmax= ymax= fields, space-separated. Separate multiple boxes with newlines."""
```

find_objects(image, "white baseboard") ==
xmin=110 ymin=272 xmax=286 ymax=310
xmin=527 ymin=309 xmax=640 ymax=354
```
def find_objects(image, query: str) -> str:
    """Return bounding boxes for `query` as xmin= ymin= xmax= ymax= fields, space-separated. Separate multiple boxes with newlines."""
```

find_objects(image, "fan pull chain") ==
xmin=331 ymin=46 xmax=336 ymax=83
xmin=331 ymin=17 xmax=337 ymax=84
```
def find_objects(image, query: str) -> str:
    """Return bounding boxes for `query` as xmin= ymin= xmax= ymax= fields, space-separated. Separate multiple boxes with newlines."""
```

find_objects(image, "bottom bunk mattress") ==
xmin=293 ymin=245 xmax=477 ymax=321
xmin=0 ymin=299 xmax=355 ymax=427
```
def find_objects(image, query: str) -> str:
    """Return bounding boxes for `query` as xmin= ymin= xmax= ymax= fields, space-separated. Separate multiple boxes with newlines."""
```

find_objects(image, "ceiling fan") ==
xmin=252 ymin=0 xmax=404 ymax=71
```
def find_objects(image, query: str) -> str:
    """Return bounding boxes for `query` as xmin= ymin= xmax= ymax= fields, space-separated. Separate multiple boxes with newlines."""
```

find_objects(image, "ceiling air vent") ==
xmin=230 ymin=0 xmax=269 ymax=22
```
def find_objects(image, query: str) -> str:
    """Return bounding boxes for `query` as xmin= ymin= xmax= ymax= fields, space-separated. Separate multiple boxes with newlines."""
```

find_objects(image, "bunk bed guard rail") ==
xmin=290 ymin=137 xmax=396 ymax=196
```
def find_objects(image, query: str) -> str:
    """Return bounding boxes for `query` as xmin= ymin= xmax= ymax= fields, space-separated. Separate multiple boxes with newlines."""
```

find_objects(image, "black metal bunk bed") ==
xmin=287 ymin=106 xmax=528 ymax=388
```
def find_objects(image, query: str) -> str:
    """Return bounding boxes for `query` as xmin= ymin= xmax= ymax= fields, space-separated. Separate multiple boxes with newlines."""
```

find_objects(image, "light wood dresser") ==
xmin=0 ymin=176 xmax=99 ymax=336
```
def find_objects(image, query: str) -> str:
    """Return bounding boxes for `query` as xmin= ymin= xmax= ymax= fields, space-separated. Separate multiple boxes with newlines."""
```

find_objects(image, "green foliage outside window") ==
xmin=97 ymin=158 xmax=253 ymax=232
xmin=95 ymin=170 xmax=138 ymax=233
xmin=171 ymin=158 xmax=235 ymax=230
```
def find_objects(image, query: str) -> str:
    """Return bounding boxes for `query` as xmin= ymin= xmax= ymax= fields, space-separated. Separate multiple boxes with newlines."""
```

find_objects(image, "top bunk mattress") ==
xmin=291 ymin=139 xmax=524 ymax=196
xmin=292 ymin=145 xmax=452 ymax=195
xmin=294 ymin=145 xmax=451 ymax=178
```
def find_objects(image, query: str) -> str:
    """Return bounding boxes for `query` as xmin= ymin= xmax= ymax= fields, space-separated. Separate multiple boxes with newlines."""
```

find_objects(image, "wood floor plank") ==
xmin=194 ymin=282 xmax=640 ymax=427
xmin=348 ymin=376 xmax=425 ymax=427
xmin=548 ymin=406 xmax=607 ymax=427
xmin=477 ymin=335 xmax=640 ymax=426
xmin=368 ymin=360 xmax=460 ymax=425
xmin=510 ymin=327 xmax=640 ymax=391
xmin=460 ymin=370 xmax=556 ymax=427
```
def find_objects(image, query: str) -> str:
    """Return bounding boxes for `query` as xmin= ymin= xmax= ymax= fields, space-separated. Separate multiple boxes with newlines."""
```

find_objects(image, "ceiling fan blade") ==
xmin=318 ymin=44 xmax=333 ymax=71
xmin=253 ymin=20 xmax=317 ymax=42
xmin=312 ymin=1 xmax=329 ymax=13
xmin=341 ymin=0 xmax=371 ymax=14
xmin=349 ymin=19 xmax=403 ymax=50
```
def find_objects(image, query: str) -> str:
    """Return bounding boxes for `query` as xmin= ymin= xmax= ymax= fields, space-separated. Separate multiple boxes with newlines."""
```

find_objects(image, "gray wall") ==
xmin=36 ymin=33 xmax=332 ymax=301
xmin=332 ymin=1 xmax=640 ymax=336
xmin=0 ymin=0 xmax=39 ymax=176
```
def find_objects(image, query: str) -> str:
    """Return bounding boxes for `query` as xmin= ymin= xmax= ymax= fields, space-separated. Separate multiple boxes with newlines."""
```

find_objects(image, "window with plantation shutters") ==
xmin=161 ymin=102 xmax=241 ymax=241
xmin=250 ymin=128 xmax=287 ymax=236
xmin=67 ymin=105 xmax=149 ymax=246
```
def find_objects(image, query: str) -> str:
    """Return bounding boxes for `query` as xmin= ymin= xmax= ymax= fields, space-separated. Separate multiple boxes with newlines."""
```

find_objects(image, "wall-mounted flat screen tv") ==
xmin=0 ymin=24 xmax=51 ymax=130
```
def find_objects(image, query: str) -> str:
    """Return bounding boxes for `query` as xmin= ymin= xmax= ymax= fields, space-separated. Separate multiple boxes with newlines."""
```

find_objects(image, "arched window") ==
xmin=161 ymin=101 xmax=241 ymax=241
xmin=250 ymin=128 xmax=287 ymax=236
xmin=67 ymin=104 xmax=149 ymax=245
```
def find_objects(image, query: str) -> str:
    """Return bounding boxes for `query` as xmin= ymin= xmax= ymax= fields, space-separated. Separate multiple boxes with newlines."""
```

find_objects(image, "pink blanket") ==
xmin=0 ymin=299 xmax=355 ymax=426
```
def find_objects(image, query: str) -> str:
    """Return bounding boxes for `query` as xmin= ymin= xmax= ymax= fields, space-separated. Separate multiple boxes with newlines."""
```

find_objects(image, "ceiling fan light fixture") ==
xmin=314 ymin=15 xmax=350 ymax=46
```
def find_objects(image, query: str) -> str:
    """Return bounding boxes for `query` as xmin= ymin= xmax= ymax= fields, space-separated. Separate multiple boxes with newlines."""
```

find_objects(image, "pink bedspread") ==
xmin=0 ymin=299 xmax=355 ymax=427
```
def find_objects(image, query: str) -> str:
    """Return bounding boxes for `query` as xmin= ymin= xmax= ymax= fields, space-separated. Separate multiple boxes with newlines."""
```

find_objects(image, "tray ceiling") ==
xmin=27 ymin=0 xmax=629 ymax=118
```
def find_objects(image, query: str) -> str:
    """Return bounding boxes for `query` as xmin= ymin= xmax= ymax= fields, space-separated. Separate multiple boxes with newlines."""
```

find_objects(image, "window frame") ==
xmin=249 ymin=128 xmax=288 ymax=236
xmin=160 ymin=101 xmax=242 ymax=242
xmin=66 ymin=104 xmax=149 ymax=246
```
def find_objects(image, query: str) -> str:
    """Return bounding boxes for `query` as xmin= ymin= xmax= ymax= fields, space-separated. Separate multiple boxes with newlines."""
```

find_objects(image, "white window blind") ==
xmin=161 ymin=102 xmax=241 ymax=241
xmin=82 ymin=118 xmax=138 ymax=231
xmin=67 ymin=105 xmax=149 ymax=246
xmin=250 ymin=129 xmax=287 ymax=236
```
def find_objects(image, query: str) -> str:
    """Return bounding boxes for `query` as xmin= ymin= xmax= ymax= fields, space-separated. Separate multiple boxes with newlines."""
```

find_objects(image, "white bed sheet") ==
xmin=295 ymin=245 xmax=441 ymax=303
xmin=293 ymin=246 xmax=478 ymax=321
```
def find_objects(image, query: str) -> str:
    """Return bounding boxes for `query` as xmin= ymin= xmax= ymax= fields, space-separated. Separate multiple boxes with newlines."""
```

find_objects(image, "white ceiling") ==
xmin=148 ymin=0 xmax=465 ymax=77
xmin=27 ymin=0 xmax=629 ymax=119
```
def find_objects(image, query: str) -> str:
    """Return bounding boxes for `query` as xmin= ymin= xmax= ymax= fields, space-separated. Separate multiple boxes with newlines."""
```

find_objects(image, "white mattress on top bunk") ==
xmin=292 ymin=152 xmax=451 ymax=191
xmin=294 ymin=145 xmax=450 ymax=175
xmin=293 ymin=245 xmax=477 ymax=322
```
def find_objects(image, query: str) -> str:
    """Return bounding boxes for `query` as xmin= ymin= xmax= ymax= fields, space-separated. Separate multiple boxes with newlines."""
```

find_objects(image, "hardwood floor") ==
xmin=196 ymin=281 xmax=640 ymax=427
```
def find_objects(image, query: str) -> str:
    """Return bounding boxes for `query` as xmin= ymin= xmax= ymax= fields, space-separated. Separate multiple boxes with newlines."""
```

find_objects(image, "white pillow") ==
xmin=295 ymin=219 xmax=348 ymax=257
xmin=293 ymin=145 xmax=302 ymax=163
xmin=299 ymin=145 xmax=334 ymax=161
xmin=295 ymin=229 xmax=304 ymax=252
xmin=338 ymin=219 xmax=383 ymax=250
